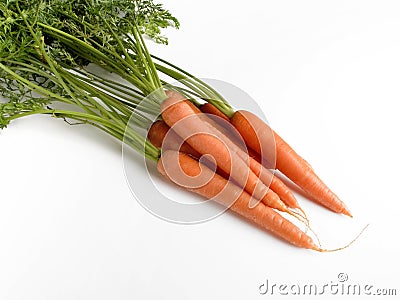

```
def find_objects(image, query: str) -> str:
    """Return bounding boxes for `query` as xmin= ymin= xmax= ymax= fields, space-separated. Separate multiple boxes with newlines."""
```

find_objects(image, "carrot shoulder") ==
xmin=200 ymin=103 xmax=230 ymax=122
xmin=157 ymin=150 xmax=318 ymax=250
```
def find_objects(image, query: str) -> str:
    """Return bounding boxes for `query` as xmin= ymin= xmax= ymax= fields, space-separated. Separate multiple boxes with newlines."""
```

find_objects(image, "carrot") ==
xmin=200 ymin=103 xmax=263 ymax=161
xmin=148 ymin=119 xmax=299 ymax=211
xmin=201 ymin=102 xmax=265 ymax=163
xmin=199 ymin=102 xmax=349 ymax=216
xmin=204 ymin=123 xmax=300 ymax=212
xmin=247 ymin=157 xmax=299 ymax=209
xmin=200 ymin=104 xmax=300 ymax=209
xmin=231 ymin=110 xmax=352 ymax=217
xmin=200 ymin=102 xmax=230 ymax=122
xmin=148 ymin=120 xmax=201 ymax=158
xmin=147 ymin=120 xmax=230 ymax=178
xmin=160 ymin=91 xmax=286 ymax=212
xmin=200 ymin=103 xmax=246 ymax=149
xmin=157 ymin=150 xmax=318 ymax=250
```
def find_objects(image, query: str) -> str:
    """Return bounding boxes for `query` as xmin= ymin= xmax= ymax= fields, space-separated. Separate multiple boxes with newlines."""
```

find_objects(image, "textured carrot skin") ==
xmin=200 ymin=103 xmax=231 ymax=122
xmin=148 ymin=119 xmax=294 ymax=210
xmin=147 ymin=120 xmax=229 ymax=178
xmin=161 ymin=92 xmax=267 ymax=205
xmin=157 ymin=150 xmax=317 ymax=249
xmin=200 ymin=104 xmax=299 ymax=209
xmin=161 ymin=91 xmax=286 ymax=211
xmin=197 ymin=103 xmax=297 ymax=211
xmin=148 ymin=120 xmax=201 ymax=158
xmin=248 ymin=157 xmax=299 ymax=209
xmin=231 ymin=110 xmax=352 ymax=216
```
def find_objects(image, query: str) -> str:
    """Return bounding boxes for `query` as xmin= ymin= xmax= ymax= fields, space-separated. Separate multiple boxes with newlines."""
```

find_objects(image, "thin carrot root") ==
xmin=296 ymin=206 xmax=309 ymax=222
xmin=303 ymin=223 xmax=322 ymax=249
xmin=279 ymin=206 xmax=322 ymax=248
xmin=283 ymin=207 xmax=317 ymax=244
xmin=294 ymin=207 xmax=312 ymax=234
xmin=285 ymin=208 xmax=310 ymax=227
xmin=313 ymin=224 xmax=369 ymax=252
xmin=287 ymin=206 xmax=309 ymax=224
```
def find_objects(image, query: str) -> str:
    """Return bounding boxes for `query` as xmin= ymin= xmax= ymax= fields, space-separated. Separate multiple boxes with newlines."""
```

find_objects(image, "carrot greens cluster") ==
xmin=0 ymin=0 xmax=183 ymax=160
xmin=0 ymin=0 xmax=232 ymax=137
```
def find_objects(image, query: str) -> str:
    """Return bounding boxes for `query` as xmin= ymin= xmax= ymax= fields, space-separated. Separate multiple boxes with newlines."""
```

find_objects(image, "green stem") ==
xmin=152 ymin=55 xmax=235 ymax=117
xmin=0 ymin=62 xmax=72 ymax=104
xmin=5 ymin=108 xmax=160 ymax=161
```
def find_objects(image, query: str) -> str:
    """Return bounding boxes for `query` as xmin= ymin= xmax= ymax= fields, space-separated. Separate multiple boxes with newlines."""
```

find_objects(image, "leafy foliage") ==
xmin=135 ymin=0 xmax=180 ymax=44
xmin=0 ymin=0 xmax=175 ymax=159
xmin=0 ymin=0 xmax=230 ymax=158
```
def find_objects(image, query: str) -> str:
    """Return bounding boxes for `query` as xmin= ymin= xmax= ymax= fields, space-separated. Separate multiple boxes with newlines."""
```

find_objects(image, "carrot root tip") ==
xmin=341 ymin=205 xmax=353 ymax=218
xmin=312 ymin=224 xmax=369 ymax=252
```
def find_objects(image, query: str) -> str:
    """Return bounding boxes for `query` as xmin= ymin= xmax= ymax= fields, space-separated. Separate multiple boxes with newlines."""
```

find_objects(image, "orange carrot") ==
xmin=157 ymin=150 xmax=318 ymax=249
xmin=247 ymin=157 xmax=299 ymax=209
xmin=200 ymin=104 xmax=300 ymax=209
xmin=147 ymin=120 xmax=229 ymax=178
xmin=200 ymin=103 xmax=245 ymax=148
xmin=199 ymin=102 xmax=349 ymax=216
xmin=148 ymin=120 xmax=201 ymax=158
xmin=148 ymin=119 xmax=298 ymax=211
xmin=201 ymin=103 xmax=264 ymax=162
xmin=231 ymin=110 xmax=352 ymax=217
xmin=200 ymin=104 xmax=262 ymax=161
xmin=200 ymin=103 xmax=230 ymax=122
xmin=197 ymin=119 xmax=300 ymax=211
xmin=160 ymin=91 xmax=286 ymax=212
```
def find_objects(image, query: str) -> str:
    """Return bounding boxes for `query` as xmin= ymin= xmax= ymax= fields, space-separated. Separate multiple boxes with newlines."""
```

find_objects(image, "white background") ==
xmin=1 ymin=0 xmax=400 ymax=299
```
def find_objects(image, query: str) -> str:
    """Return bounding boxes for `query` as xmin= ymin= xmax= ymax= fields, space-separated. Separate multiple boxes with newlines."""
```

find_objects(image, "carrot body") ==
xmin=200 ymin=103 xmax=230 ymax=122
xmin=200 ymin=103 xmax=245 ymax=148
xmin=148 ymin=120 xmax=201 ymax=158
xmin=157 ymin=150 xmax=317 ymax=249
xmin=196 ymin=104 xmax=296 ymax=211
xmin=200 ymin=104 xmax=300 ymax=209
xmin=147 ymin=120 xmax=229 ymax=178
xmin=160 ymin=91 xmax=284 ymax=211
xmin=231 ymin=110 xmax=352 ymax=216
xmin=247 ymin=157 xmax=299 ymax=209
xmin=200 ymin=104 xmax=265 ymax=163
xmin=148 ymin=118 xmax=296 ymax=211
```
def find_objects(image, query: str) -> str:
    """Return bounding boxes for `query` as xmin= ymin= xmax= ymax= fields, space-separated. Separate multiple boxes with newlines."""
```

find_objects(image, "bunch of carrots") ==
xmin=0 ymin=0 xmax=356 ymax=251
xmin=145 ymin=90 xmax=352 ymax=251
